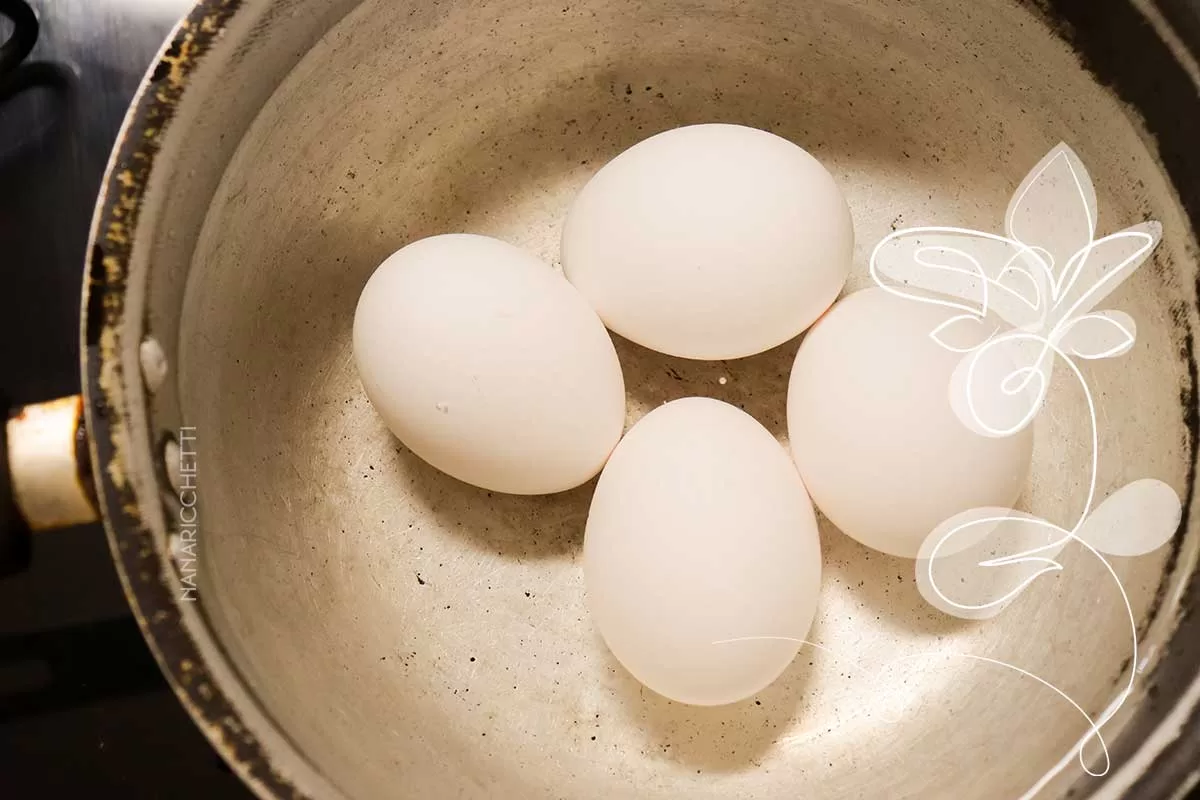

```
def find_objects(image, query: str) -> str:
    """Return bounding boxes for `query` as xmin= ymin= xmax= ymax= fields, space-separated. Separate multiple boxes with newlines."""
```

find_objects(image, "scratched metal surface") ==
xmin=3 ymin=0 xmax=1197 ymax=796
xmin=0 ymin=0 xmax=249 ymax=795
xmin=122 ymin=0 xmax=1196 ymax=798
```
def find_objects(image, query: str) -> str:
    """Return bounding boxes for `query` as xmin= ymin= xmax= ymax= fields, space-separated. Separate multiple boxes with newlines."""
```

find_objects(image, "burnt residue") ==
xmin=1030 ymin=0 xmax=1200 ymax=797
xmin=149 ymin=57 xmax=172 ymax=85
xmin=1137 ymin=300 xmax=1198 ymax=641
xmin=84 ymin=243 xmax=107 ymax=348
xmin=1035 ymin=0 xmax=1200 ymax=230
xmin=82 ymin=0 xmax=313 ymax=797
xmin=149 ymin=36 xmax=188 ymax=85
xmin=73 ymin=394 xmax=99 ymax=512
xmin=1148 ymin=316 xmax=1198 ymax=621
xmin=81 ymin=0 xmax=1200 ymax=798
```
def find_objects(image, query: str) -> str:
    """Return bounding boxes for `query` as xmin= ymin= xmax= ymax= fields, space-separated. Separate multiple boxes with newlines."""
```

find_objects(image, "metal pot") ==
xmin=4 ymin=0 xmax=1200 ymax=797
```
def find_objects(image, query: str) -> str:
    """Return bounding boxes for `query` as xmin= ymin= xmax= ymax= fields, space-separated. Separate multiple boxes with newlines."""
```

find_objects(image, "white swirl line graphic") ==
xmin=870 ymin=143 xmax=1177 ymax=795
xmin=713 ymin=635 xmax=1118 ymax=779
xmin=721 ymin=143 xmax=1182 ymax=798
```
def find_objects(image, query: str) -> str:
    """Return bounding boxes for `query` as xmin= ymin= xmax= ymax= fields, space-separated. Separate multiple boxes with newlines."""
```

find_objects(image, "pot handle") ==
xmin=0 ymin=0 xmax=38 ymax=81
xmin=2 ymin=396 xmax=100 ymax=575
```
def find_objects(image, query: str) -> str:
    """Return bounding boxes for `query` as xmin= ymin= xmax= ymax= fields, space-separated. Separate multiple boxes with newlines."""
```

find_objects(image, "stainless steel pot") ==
xmin=4 ymin=0 xmax=1200 ymax=797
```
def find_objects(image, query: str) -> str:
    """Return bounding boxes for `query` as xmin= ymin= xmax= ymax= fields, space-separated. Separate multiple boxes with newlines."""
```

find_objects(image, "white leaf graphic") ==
xmin=1076 ymin=479 xmax=1182 ymax=557
xmin=870 ymin=227 xmax=1049 ymax=328
xmin=929 ymin=314 xmax=998 ymax=353
xmin=948 ymin=336 xmax=1049 ymax=438
xmin=1005 ymin=143 xmax=1097 ymax=285
xmin=916 ymin=508 xmax=1068 ymax=620
xmin=995 ymin=260 xmax=1044 ymax=317
xmin=1052 ymin=222 xmax=1161 ymax=320
xmin=1058 ymin=311 xmax=1136 ymax=360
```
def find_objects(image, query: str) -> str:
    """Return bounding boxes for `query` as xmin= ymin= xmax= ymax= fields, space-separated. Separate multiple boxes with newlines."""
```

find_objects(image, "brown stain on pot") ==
xmin=1031 ymin=0 xmax=1200 ymax=796
xmin=83 ymin=1 xmax=308 ymax=798
xmin=82 ymin=1 xmax=1200 ymax=799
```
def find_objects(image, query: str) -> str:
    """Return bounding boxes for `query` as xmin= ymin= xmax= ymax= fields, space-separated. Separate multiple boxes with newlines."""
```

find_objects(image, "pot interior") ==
xmin=151 ymin=0 xmax=1200 ymax=797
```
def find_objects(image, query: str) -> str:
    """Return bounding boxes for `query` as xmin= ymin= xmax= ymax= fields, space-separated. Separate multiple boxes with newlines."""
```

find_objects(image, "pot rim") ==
xmin=81 ymin=1 xmax=317 ymax=797
xmin=79 ymin=1 xmax=1200 ymax=798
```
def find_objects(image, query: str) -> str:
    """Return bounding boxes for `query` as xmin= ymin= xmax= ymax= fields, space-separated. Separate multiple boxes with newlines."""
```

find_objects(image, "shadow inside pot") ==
xmin=387 ymin=430 xmax=596 ymax=562
xmin=612 ymin=331 xmax=801 ymax=442
xmin=819 ymin=515 xmax=973 ymax=638
xmin=595 ymin=614 xmax=824 ymax=773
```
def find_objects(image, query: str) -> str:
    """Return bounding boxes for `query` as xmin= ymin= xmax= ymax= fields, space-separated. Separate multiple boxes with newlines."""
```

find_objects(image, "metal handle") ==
xmin=0 ymin=0 xmax=37 ymax=81
xmin=2 ymin=396 xmax=100 ymax=575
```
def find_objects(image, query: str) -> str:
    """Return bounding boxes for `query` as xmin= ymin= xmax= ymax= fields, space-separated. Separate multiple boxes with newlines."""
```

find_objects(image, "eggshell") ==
xmin=583 ymin=397 xmax=821 ymax=706
xmin=562 ymin=123 xmax=853 ymax=360
xmin=787 ymin=288 xmax=1034 ymax=558
xmin=353 ymin=234 xmax=626 ymax=494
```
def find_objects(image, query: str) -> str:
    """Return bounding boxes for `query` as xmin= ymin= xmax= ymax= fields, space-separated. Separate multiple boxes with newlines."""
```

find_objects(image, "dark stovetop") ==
xmin=0 ymin=1 xmax=250 ymax=796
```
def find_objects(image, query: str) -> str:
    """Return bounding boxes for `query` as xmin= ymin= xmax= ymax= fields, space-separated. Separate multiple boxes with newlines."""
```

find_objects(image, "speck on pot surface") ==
xmin=83 ymin=0 xmax=1200 ymax=798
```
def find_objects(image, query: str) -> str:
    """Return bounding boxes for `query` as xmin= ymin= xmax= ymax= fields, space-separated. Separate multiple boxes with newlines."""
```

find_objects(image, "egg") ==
xmin=786 ymin=288 xmax=1034 ymax=559
xmin=353 ymin=234 xmax=626 ymax=495
xmin=562 ymin=123 xmax=853 ymax=360
xmin=583 ymin=397 xmax=821 ymax=706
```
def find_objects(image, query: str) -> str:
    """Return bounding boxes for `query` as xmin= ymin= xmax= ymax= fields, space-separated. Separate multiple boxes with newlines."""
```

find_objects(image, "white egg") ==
xmin=562 ymin=124 xmax=853 ymax=360
xmin=584 ymin=397 xmax=821 ymax=706
xmin=787 ymin=288 xmax=1034 ymax=559
xmin=353 ymin=234 xmax=626 ymax=495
